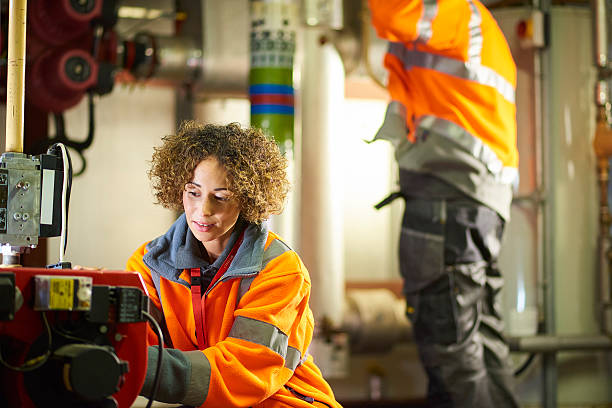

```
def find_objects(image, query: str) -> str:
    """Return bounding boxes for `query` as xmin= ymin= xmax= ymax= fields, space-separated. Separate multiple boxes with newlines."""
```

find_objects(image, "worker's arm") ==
xmin=368 ymin=0 xmax=471 ymax=52
xmin=138 ymin=250 xmax=314 ymax=408
xmin=201 ymin=257 xmax=312 ymax=407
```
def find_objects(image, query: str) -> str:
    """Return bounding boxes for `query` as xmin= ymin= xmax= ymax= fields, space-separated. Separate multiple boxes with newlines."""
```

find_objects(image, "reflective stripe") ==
xmin=416 ymin=0 xmax=438 ymax=43
xmin=263 ymin=238 xmax=290 ymax=266
xmin=228 ymin=315 xmax=289 ymax=357
xmin=467 ymin=0 xmax=483 ymax=65
xmin=387 ymin=42 xmax=515 ymax=104
xmin=231 ymin=239 xmax=306 ymax=371
xmin=285 ymin=346 xmax=302 ymax=371
xmin=237 ymin=276 xmax=256 ymax=304
xmin=417 ymin=115 xmax=518 ymax=184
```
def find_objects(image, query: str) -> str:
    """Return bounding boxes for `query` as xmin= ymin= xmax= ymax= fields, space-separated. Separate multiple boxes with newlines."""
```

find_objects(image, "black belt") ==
xmin=374 ymin=191 xmax=405 ymax=210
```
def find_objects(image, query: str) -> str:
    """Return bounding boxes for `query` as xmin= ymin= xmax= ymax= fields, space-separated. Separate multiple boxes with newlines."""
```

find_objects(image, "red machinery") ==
xmin=23 ymin=0 xmax=115 ymax=113
xmin=0 ymin=1 xmax=184 ymax=403
xmin=0 ymin=267 xmax=149 ymax=408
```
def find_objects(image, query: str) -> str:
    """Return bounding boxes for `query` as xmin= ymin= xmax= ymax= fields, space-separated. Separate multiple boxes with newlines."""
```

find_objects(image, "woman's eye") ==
xmin=215 ymin=195 xmax=229 ymax=202
xmin=188 ymin=191 xmax=200 ymax=197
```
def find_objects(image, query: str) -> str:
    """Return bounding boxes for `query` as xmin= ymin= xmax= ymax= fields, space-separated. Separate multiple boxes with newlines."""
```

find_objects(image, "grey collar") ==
xmin=143 ymin=214 xmax=268 ymax=284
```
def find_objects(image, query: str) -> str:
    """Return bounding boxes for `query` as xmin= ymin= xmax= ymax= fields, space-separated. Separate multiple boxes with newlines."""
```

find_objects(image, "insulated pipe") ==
xmin=342 ymin=288 xmax=412 ymax=353
xmin=299 ymin=28 xmax=345 ymax=328
xmin=508 ymin=334 xmax=612 ymax=353
xmin=249 ymin=0 xmax=298 ymax=247
xmin=249 ymin=0 xmax=297 ymax=155
xmin=4 ymin=0 xmax=28 ymax=153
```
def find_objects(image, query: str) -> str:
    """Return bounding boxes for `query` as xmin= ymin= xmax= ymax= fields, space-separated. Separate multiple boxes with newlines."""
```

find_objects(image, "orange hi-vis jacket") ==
xmin=369 ymin=0 xmax=518 ymax=219
xmin=126 ymin=215 xmax=341 ymax=408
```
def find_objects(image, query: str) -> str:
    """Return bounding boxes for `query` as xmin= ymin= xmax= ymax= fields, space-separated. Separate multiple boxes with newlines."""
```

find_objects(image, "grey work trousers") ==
xmin=400 ymin=196 xmax=519 ymax=408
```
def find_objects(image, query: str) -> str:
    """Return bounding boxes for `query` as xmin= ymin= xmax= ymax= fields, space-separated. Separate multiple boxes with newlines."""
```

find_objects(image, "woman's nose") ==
xmin=201 ymin=197 xmax=214 ymax=216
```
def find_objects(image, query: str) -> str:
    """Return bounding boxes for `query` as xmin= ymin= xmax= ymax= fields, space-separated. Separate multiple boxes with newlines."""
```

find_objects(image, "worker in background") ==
xmin=126 ymin=121 xmax=342 ymax=408
xmin=367 ymin=0 xmax=520 ymax=407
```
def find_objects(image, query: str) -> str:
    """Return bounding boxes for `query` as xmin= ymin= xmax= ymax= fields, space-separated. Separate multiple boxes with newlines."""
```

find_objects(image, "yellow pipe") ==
xmin=4 ymin=0 xmax=28 ymax=153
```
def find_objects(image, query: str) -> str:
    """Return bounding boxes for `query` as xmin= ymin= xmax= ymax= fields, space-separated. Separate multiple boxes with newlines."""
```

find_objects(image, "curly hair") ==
xmin=149 ymin=121 xmax=290 ymax=224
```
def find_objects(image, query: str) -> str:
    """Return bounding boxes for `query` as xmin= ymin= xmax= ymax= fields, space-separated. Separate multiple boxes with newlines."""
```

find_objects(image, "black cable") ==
xmin=0 ymin=312 xmax=52 ymax=372
xmin=34 ymin=92 xmax=96 ymax=177
xmin=142 ymin=311 xmax=164 ymax=408
xmin=513 ymin=352 xmax=536 ymax=377
xmin=513 ymin=321 xmax=545 ymax=377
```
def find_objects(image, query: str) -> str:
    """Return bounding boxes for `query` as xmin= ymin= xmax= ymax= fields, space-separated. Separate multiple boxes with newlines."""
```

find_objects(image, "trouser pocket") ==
xmin=406 ymin=275 xmax=458 ymax=346
xmin=399 ymin=198 xmax=446 ymax=294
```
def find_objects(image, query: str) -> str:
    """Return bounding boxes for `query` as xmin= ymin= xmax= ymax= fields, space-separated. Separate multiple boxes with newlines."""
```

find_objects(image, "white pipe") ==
xmin=4 ymin=0 xmax=28 ymax=153
xmin=299 ymin=28 xmax=345 ymax=327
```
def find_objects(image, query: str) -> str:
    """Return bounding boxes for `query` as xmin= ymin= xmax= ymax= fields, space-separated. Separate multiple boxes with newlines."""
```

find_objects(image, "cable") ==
xmin=514 ymin=352 xmax=537 ymax=377
xmin=142 ymin=310 xmax=164 ymax=408
xmin=360 ymin=0 xmax=386 ymax=90
xmin=0 ymin=312 xmax=52 ymax=372
xmin=46 ymin=142 xmax=72 ymax=263
xmin=34 ymin=92 xmax=95 ymax=177
xmin=58 ymin=143 xmax=69 ymax=262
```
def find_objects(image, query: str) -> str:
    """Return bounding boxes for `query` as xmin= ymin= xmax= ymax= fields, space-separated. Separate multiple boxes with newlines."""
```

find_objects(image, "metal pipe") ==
xmin=198 ymin=0 xmax=249 ymax=98
xmin=591 ymin=0 xmax=612 ymax=336
xmin=508 ymin=334 xmax=612 ymax=353
xmin=4 ymin=0 xmax=28 ymax=153
xmin=531 ymin=0 xmax=556 ymax=404
xmin=592 ymin=0 xmax=608 ymax=70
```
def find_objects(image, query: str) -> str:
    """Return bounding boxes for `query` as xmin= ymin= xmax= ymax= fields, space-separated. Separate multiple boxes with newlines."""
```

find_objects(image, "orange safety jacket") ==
xmin=369 ymin=0 xmax=518 ymax=218
xmin=126 ymin=215 xmax=341 ymax=408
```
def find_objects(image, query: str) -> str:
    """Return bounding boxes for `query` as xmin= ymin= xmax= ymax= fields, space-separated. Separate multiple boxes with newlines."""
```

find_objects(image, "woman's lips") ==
xmin=193 ymin=221 xmax=214 ymax=232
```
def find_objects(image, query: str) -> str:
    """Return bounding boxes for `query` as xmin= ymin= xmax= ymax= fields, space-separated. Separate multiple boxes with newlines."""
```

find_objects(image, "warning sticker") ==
xmin=49 ymin=278 xmax=74 ymax=309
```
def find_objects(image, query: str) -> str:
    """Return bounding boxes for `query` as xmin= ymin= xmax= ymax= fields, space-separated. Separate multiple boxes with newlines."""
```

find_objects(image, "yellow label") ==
xmin=49 ymin=279 xmax=74 ymax=309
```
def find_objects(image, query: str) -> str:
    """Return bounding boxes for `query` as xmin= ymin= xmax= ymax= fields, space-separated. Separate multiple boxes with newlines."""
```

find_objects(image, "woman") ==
xmin=126 ymin=121 xmax=342 ymax=408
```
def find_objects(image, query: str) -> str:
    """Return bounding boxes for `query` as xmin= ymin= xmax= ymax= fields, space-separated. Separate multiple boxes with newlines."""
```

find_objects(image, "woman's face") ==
xmin=183 ymin=157 xmax=241 ymax=260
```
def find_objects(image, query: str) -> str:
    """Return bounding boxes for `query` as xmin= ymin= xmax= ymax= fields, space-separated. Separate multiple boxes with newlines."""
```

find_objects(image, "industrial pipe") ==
xmin=4 ymin=0 xmax=28 ymax=153
xmin=248 ymin=0 xmax=298 ymax=248
xmin=508 ymin=334 xmax=612 ymax=353
xmin=591 ymin=0 xmax=612 ymax=335
xmin=342 ymin=288 xmax=412 ymax=353
xmin=299 ymin=27 xmax=345 ymax=328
